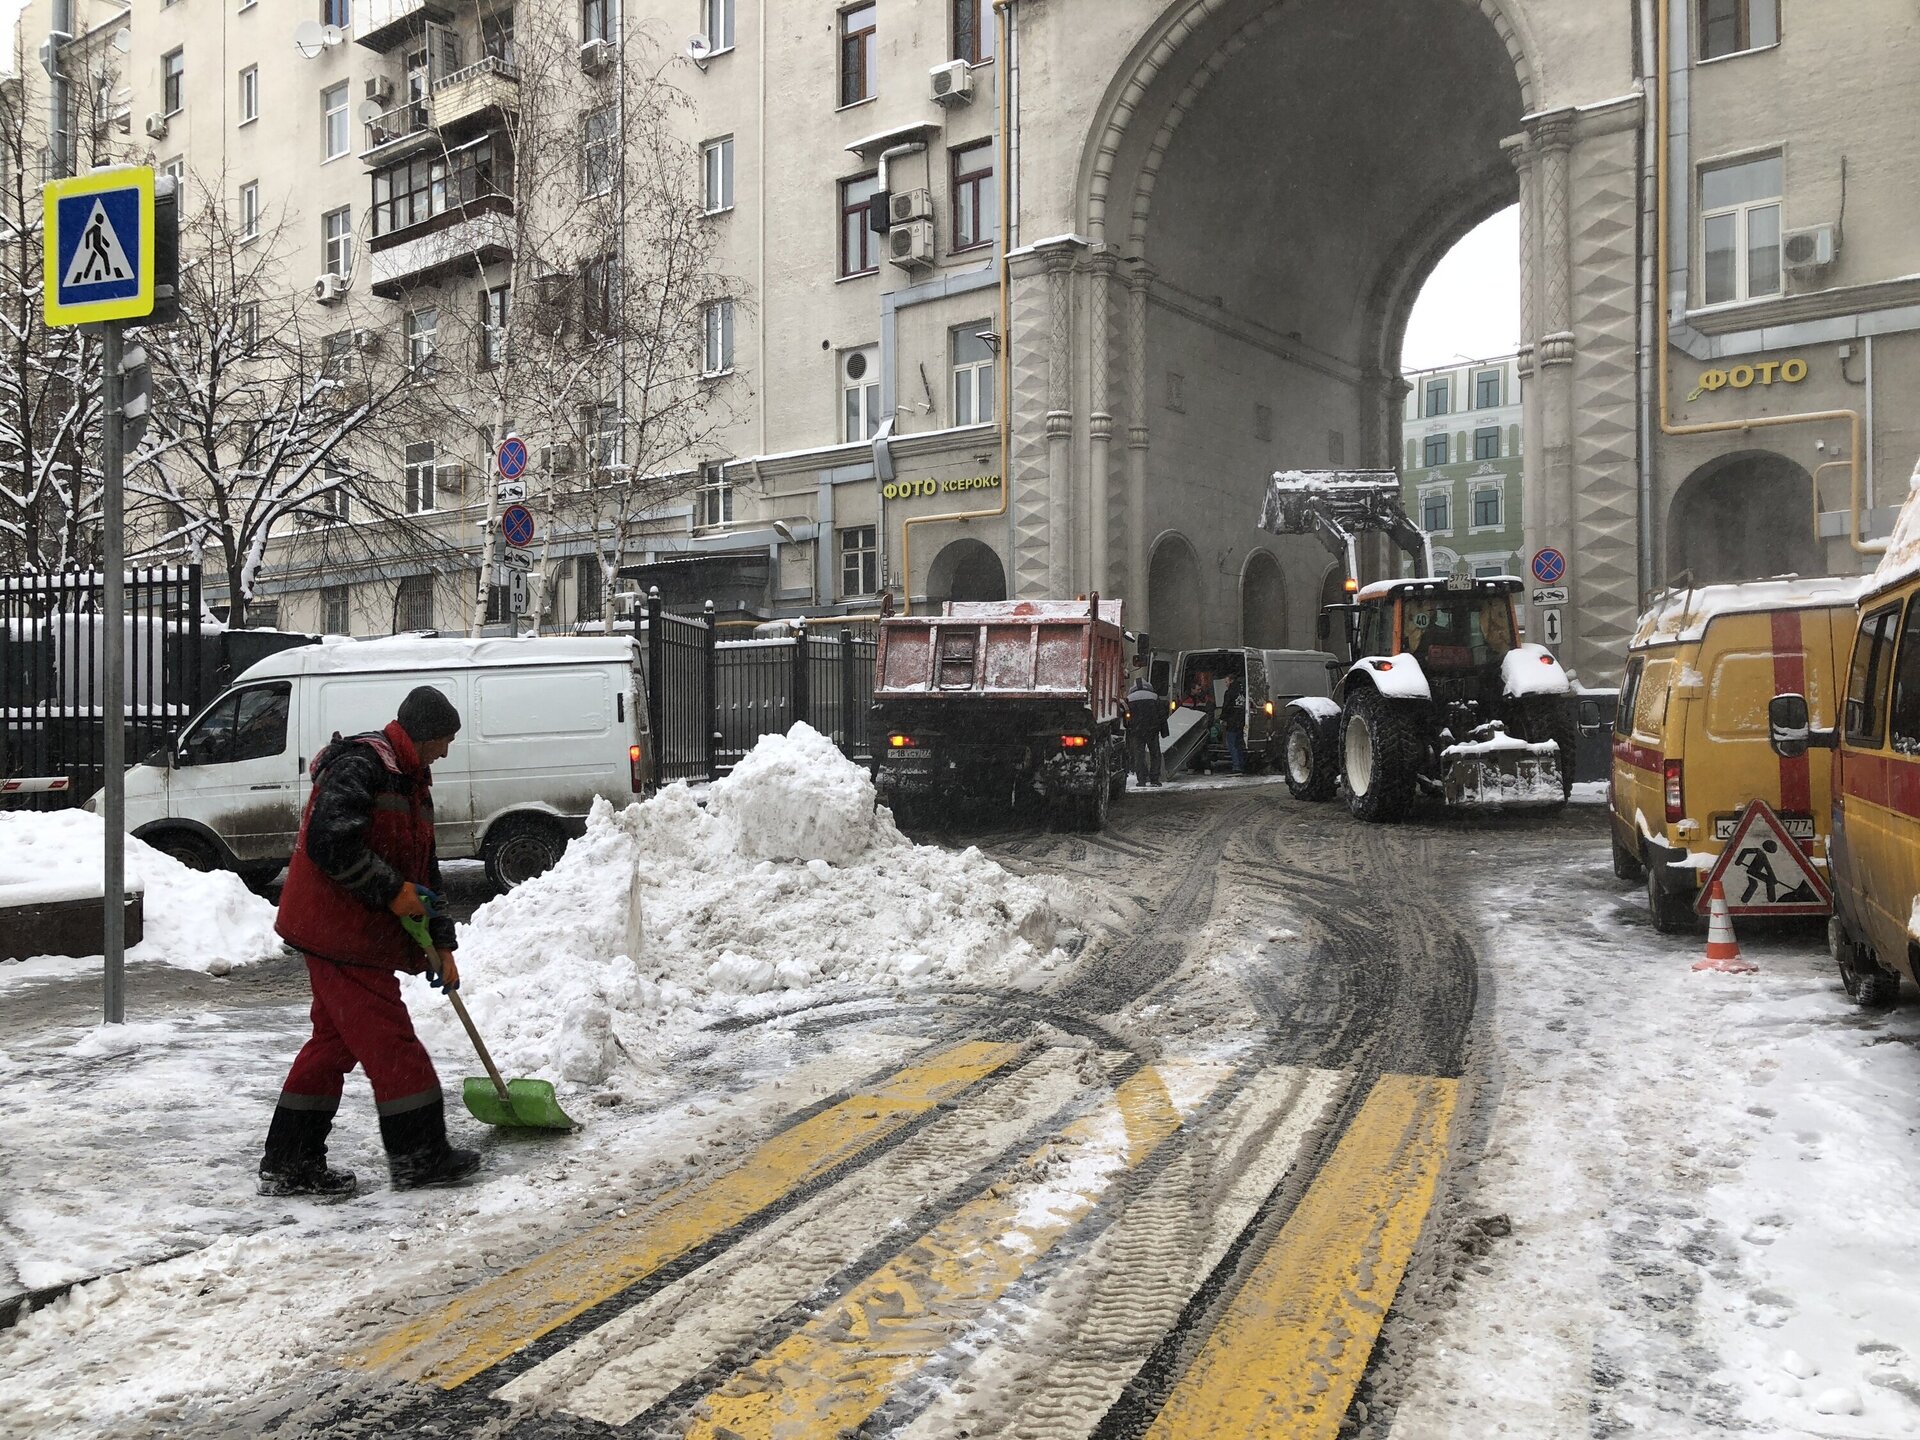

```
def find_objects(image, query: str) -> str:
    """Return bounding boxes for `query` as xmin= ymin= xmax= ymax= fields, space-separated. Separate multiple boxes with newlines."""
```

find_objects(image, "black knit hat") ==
xmin=397 ymin=686 xmax=462 ymax=742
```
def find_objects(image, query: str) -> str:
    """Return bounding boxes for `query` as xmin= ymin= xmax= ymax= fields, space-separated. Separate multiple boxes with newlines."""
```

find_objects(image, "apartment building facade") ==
xmin=1400 ymin=354 xmax=1525 ymax=588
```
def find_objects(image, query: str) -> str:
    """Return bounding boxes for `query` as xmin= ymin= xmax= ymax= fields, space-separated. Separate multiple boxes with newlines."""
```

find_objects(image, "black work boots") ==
xmin=379 ymin=1098 xmax=483 ymax=1190
xmin=259 ymin=1103 xmax=359 ymax=1202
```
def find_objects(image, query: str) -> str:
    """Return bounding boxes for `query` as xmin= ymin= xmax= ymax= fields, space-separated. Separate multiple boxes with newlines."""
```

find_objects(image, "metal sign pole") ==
xmin=101 ymin=320 xmax=126 ymax=1024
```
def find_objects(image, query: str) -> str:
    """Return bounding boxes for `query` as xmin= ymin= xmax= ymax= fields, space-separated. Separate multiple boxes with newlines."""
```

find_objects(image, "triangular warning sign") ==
xmin=61 ymin=199 xmax=135 ymax=289
xmin=1697 ymin=799 xmax=1832 ymax=916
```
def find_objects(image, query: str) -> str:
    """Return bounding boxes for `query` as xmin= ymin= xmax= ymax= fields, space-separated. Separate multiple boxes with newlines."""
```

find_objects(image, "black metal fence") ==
xmin=641 ymin=592 xmax=717 ymax=785
xmin=0 ymin=568 xmax=203 ymax=811
xmin=714 ymin=624 xmax=877 ymax=773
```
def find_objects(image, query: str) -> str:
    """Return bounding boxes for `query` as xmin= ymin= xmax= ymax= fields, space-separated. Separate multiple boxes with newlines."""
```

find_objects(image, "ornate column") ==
xmin=1087 ymin=249 xmax=1117 ymax=595
xmin=1045 ymin=245 xmax=1077 ymax=598
xmin=1125 ymin=258 xmax=1154 ymax=631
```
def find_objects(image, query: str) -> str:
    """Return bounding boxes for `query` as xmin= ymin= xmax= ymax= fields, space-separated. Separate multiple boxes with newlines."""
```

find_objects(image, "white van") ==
xmin=98 ymin=636 xmax=650 ymax=890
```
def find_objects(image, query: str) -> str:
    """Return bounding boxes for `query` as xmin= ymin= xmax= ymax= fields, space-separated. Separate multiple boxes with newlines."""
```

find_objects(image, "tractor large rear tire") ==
xmin=1283 ymin=713 xmax=1337 ymax=802
xmin=1340 ymin=690 xmax=1420 ymax=823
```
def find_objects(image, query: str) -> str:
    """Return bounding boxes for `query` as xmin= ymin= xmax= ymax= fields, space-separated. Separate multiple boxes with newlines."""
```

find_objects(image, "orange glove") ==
xmin=388 ymin=882 xmax=427 ymax=919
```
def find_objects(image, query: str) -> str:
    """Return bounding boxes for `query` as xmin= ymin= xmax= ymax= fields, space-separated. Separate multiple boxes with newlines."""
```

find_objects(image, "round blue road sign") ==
xmin=496 ymin=436 xmax=530 ymax=481
xmin=501 ymin=504 xmax=535 ymax=548
xmin=1531 ymin=547 xmax=1566 ymax=585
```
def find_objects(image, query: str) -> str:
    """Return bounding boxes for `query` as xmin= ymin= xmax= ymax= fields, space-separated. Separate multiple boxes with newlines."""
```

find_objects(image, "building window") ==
xmin=404 ymin=442 xmax=438 ymax=513
xmin=1473 ymin=563 xmax=1504 ymax=580
xmin=404 ymin=307 xmax=438 ymax=371
xmin=395 ymin=574 xmax=434 ymax=632
xmin=576 ymin=555 xmax=604 ymax=622
xmin=843 ymin=347 xmax=880 ymax=441
xmin=1471 ymin=486 xmax=1502 ymax=529
xmin=322 ymin=82 xmax=349 ymax=160
xmin=840 ymin=173 xmax=880 ymax=277
xmin=371 ymin=141 xmax=501 ymax=236
xmin=695 ymin=461 xmax=733 ymax=529
xmin=1422 ymin=433 xmax=1449 ymax=468
xmin=1473 ymin=427 xmax=1501 ymax=461
xmin=702 ymin=136 xmax=734 ymax=213
xmin=954 ymin=0 xmax=993 ymax=63
xmin=841 ymin=525 xmax=878 ymax=598
xmin=951 ymin=141 xmax=995 ymax=252
xmin=162 ymin=50 xmax=184 ymax=116
xmin=486 ymin=579 xmax=512 ymax=627
xmin=1474 ymin=370 xmax=1501 ymax=408
xmin=582 ymin=108 xmax=616 ymax=197
xmin=1701 ymin=153 xmax=1782 ymax=305
xmin=324 ymin=0 xmax=351 ymax=26
xmin=236 ymin=301 xmax=261 ymax=354
xmin=322 ymin=585 xmax=350 ymax=635
xmin=1698 ymin=0 xmax=1777 ymax=59
xmin=581 ymin=254 xmax=615 ymax=336
xmin=1424 ymin=377 xmax=1449 ymax=416
xmin=479 ymin=284 xmax=510 ymax=367
xmin=840 ymin=4 xmax=877 ymax=106
xmin=322 ymin=330 xmax=354 ymax=377
xmin=162 ymin=156 xmax=186 ymax=186
xmin=311 ymin=462 xmax=350 ymax=524
xmin=704 ymin=0 xmax=735 ymax=52
xmin=952 ymin=325 xmax=995 ymax=426
xmin=322 ymin=206 xmax=353 ymax=277
xmin=586 ymin=401 xmax=621 ymax=472
xmin=582 ymin=0 xmax=609 ymax=44
xmin=238 ymin=180 xmax=259 ymax=240
xmin=703 ymin=300 xmax=735 ymax=374
xmin=1421 ymin=490 xmax=1450 ymax=533
xmin=238 ymin=66 xmax=259 ymax=125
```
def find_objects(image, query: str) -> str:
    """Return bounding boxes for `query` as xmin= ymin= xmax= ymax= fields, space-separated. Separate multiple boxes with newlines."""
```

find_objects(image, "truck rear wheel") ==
xmin=1832 ymin=916 xmax=1900 ymax=1008
xmin=1646 ymin=859 xmax=1697 ymax=933
xmin=1340 ymin=690 xmax=1419 ymax=823
xmin=1077 ymin=753 xmax=1113 ymax=831
xmin=1283 ymin=714 xmax=1337 ymax=802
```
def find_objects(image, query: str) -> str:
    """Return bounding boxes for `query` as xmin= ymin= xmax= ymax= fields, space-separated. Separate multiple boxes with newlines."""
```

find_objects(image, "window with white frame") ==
xmin=703 ymin=299 xmax=735 ymax=374
xmin=1697 ymin=0 xmax=1777 ymax=60
xmin=479 ymin=283 xmax=509 ymax=367
xmin=702 ymin=136 xmax=734 ymax=213
xmin=322 ymin=330 xmax=353 ymax=377
xmin=695 ymin=461 xmax=733 ymax=529
xmin=704 ymin=0 xmax=735 ymax=52
xmin=841 ymin=525 xmax=878 ymax=597
xmin=404 ymin=441 xmax=438 ymax=513
xmin=1422 ymin=433 xmax=1449 ymax=468
xmin=1421 ymin=487 xmax=1451 ymax=533
xmin=238 ymin=180 xmax=259 ymax=240
xmin=586 ymin=401 xmax=621 ymax=472
xmin=322 ymin=82 xmax=349 ymax=160
xmin=162 ymin=50 xmax=184 ymax=115
xmin=842 ymin=347 xmax=880 ymax=442
xmin=236 ymin=301 xmax=260 ymax=353
xmin=839 ymin=173 xmax=880 ymax=276
xmin=581 ymin=107 xmax=615 ymax=197
xmin=404 ymin=306 xmax=438 ymax=372
xmin=1470 ymin=485 xmax=1502 ymax=530
xmin=1700 ymin=153 xmax=1782 ymax=305
xmin=582 ymin=0 xmax=609 ymax=44
xmin=162 ymin=156 xmax=185 ymax=186
xmin=322 ymin=205 xmax=353 ymax=276
xmin=322 ymin=584 xmax=350 ymax=635
xmin=238 ymin=66 xmax=258 ymax=124
xmin=952 ymin=325 xmax=995 ymax=426
xmin=324 ymin=0 xmax=351 ymax=26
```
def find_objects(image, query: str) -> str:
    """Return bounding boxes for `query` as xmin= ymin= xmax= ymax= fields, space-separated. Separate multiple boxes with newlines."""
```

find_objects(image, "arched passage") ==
xmin=1667 ymin=452 xmax=1822 ymax=585
xmin=925 ymin=538 xmax=1008 ymax=605
xmin=1147 ymin=533 xmax=1204 ymax=653
xmin=1240 ymin=550 xmax=1288 ymax=648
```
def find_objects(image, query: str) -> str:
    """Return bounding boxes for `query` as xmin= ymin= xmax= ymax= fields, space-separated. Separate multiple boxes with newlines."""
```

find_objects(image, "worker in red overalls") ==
xmin=259 ymin=686 xmax=481 ymax=1199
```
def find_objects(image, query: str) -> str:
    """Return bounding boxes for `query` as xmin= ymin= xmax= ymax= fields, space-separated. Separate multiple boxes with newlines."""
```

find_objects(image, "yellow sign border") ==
xmin=43 ymin=167 xmax=156 ymax=327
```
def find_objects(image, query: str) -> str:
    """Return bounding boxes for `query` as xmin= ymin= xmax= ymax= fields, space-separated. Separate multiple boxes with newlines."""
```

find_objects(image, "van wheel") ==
xmin=483 ymin=816 xmax=568 ymax=891
xmin=1646 ymin=860 xmax=1697 ymax=933
xmin=1284 ymin=714 xmax=1337 ymax=802
xmin=1831 ymin=917 xmax=1900 ymax=1008
xmin=1611 ymin=833 xmax=1646 ymax=884
xmin=148 ymin=830 xmax=223 ymax=874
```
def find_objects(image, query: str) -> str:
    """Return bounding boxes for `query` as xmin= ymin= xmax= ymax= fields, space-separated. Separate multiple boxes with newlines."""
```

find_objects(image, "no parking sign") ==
xmin=1530 ymin=548 xmax=1566 ymax=586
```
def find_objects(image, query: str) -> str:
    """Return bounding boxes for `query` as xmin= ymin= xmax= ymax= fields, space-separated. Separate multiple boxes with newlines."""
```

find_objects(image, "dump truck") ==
xmin=871 ymin=597 xmax=1129 ymax=830
xmin=1262 ymin=470 xmax=1576 ymax=821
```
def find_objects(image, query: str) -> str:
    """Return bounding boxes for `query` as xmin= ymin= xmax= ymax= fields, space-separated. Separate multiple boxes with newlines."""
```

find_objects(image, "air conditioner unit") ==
xmin=930 ymin=59 xmax=974 ymax=106
xmin=313 ymin=273 xmax=349 ymax=305
xmin=436 ymin=461 xmax=466 ymax=497
xmin=351 ymin=327 xmax=380 ymax=351
xmin=579 ymin=38 xmax=612 ymax=75
xmin=888 ymin=219 xmax=935 ymax=271
xmin=143 ymin=111 xmax=168 ymax=140
xmin=364 ymin=74 xmax=395 ymax=105
xmin=541 ymin=442 xmax=578 ymax=475
xmin=889 ymin=188 xmax=933 ymax=225
xmin=1782 ymin=223 xmax=1838 ymax=273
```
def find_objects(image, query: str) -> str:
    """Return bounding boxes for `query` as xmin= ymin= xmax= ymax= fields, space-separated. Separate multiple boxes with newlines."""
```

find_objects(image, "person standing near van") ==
xmin=1126 ymin=674 xmax=1169 ymax=787
xmin=259 ymin=686 xmax=481 ymax=1199
xmin=1222 ymin=674 xmax=1248 ymax=774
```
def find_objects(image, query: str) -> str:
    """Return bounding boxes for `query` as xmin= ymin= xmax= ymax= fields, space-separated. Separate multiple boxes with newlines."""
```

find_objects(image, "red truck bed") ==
xmin=873 ymin=599 xmax=1127 ymax=724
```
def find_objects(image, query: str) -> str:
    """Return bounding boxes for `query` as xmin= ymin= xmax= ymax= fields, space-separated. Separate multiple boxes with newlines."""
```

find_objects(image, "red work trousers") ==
xmin=279 ymin=955 xmax=442 ymax=1116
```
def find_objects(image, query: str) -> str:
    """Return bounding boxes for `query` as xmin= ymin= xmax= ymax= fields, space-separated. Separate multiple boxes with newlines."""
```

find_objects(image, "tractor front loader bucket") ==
xmin=1440 ymin=723 xmax=1567 ymax=809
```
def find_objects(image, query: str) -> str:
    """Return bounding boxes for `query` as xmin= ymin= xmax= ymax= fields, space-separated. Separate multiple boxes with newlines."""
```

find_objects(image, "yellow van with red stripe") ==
xmin=1611 ymin=578 xmax=1862 ymax=931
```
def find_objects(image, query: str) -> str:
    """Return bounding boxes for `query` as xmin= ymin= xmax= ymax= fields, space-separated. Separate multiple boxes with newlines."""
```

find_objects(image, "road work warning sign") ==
xmin=1696 ymin=798 xmax=1831 ymax=916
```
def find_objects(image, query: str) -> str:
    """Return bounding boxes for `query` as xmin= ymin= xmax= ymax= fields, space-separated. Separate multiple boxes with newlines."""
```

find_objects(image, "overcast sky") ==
xmin=1399 ymin=206 xmax=1521 ymax=373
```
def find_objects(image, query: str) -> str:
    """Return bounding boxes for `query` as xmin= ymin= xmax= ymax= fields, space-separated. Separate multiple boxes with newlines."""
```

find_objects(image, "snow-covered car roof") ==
xmin=1354 ymin=576 xmax=1523 ymax=601
xmin=1630 ymin=575 xmax=1871 ymax=649
xmin=235 ymin=634 xmax=637 ymax=682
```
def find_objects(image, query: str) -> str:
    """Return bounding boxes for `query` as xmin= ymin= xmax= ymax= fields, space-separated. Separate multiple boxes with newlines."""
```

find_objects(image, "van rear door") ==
xmin=307 ymin=673 xmax=473 ymax=855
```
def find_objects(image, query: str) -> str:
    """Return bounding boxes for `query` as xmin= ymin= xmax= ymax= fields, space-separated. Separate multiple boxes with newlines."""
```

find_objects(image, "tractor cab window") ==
xmin=1355 ymin=603 xmax=1395 ymax=659
xmin=1398 ymin=593 xmax=1518 ymax=668
xmin=178 ymin=683 xmax=291 ymax=767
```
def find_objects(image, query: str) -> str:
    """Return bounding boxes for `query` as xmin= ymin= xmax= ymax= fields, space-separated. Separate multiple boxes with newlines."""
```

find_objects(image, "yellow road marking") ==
xmin=1146 ymin=1072 xmax=1459 ymax=1440
xmin=684 ymin=1062 xmax=1227 ymax=1440
xmin=349 ymin=1039 xmax=1026 ymax=1389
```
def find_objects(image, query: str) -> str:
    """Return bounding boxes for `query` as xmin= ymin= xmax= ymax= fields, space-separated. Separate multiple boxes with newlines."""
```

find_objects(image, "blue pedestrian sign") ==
xmin=495 ymin=435 xmax=530 ymax=481
xmin=1531 ymin=547 xmax=1567 ymax=586
xmin=501 ymin=504 xmax=536 ymax=548
xmin=43 ymin=167 xmax=155 ymax=326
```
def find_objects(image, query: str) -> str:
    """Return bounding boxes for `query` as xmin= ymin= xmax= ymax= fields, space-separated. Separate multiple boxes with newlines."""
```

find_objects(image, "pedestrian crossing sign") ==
xmin=43 ymin=167 xmax=155 ymax=326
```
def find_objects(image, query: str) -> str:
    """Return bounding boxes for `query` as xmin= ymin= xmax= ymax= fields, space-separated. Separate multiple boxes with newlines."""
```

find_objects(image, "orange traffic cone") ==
xmin=1692 ymin=880 xmax=1757 ymax=974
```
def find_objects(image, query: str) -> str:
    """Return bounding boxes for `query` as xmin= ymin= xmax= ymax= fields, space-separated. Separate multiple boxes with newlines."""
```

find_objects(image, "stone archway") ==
xmin=1147 ymin=533 xmax=1204 ymax=653
xmin=1667 ymin=452 xmax=1822 ymax=586
xmin=925 ymin=538 xmax=1008 ymax=605
xmin=1240 ymin=549 xmax=1288 ymax=648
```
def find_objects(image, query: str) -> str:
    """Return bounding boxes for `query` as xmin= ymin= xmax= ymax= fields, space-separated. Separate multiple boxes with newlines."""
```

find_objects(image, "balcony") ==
xmin=361 ymin=100 xmax=434 ymax=165
xmin=356 ymin=0 xmax=452 ymax=52
xmin=371 ymin=206 xmax=514 ymax=297
xmin=430 ymin=57 xmax=519 ymax=136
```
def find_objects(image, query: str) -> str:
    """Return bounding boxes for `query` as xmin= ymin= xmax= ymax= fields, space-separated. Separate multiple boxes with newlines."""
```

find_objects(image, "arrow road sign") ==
xmin=44 ymin=167 xmax=156 ymax=326
xmin=501 ymin=503 xmax=535 ymax=548
xmin=1539 ymin=608 xmax=1564 ymax=646
xmin=496 ymin=435 xmax=530 ymax=481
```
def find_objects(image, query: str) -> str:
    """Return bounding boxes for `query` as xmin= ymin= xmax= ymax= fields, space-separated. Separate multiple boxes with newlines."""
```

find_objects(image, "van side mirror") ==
xmin=1768 ymin=692 xmax=1836 ymax=757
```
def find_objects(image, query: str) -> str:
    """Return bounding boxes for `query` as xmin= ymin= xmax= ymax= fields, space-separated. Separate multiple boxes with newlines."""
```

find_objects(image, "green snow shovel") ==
xmin=400 ymin=912 xmax=577 ymax=1132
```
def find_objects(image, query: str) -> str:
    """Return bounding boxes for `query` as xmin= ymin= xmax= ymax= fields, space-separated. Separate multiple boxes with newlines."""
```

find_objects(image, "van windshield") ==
xmin=1398 ymin=594 xmax=1517 ymax=668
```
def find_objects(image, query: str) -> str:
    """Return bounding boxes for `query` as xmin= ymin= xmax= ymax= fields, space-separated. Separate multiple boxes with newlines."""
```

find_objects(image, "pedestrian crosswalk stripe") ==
xmin=682 ymin=1061 xmax=1231 ymax=1440
xmin=1144 ymin=1072 xmax=1458 ymax=1440
xmin=61 ymin=200 xmax=135 ymax=289
xmin=348 ymin=1038 xmax=1028 ymax=1390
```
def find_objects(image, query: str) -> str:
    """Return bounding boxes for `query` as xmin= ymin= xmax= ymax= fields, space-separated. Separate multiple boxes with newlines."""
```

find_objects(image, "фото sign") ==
xmin=1691 ymin=357 xmax=1808 ymax=397
xmin=882 ymin=474 xmax=1002 ymax=502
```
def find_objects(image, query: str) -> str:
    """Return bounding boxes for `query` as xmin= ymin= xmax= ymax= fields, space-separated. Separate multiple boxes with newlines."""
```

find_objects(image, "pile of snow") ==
xmin=414 ymin=724 xmax=1074 ymax=1087
xmin=0 ymin=810 xmax=282 ymax=973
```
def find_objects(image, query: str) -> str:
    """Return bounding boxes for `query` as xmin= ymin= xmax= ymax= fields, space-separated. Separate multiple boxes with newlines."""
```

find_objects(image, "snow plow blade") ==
xmin=1440 ymin=727 xmax=1566 ymax=809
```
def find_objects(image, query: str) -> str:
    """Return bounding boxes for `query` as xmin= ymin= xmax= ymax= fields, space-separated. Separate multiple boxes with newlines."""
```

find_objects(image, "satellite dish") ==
xmin=321 ymin=24 xmax=347 ymax=46
xmin=112 ymin=30 xmax=133 ymax=54
xmin=358 ymin=98 xmax=384 ymax=124
xmin=292 ymin=20 xmax=326 ymax=57
xmin=686 ymin=34 xmax=711 ymax=69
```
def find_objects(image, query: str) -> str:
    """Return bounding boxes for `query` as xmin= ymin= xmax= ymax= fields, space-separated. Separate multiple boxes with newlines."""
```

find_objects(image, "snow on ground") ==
xmin=0 ymin=810 xmax=283 ymax=976
xmin=409 ymin=723 xmax=1076 ymax=1089
xmin=1391 ymin=839 xmax=1920 ymax=1438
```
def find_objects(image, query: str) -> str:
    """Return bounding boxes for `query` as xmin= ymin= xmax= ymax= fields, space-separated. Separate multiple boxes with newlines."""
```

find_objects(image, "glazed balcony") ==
xmin=370 ymin=206 xmax=514 ymax=297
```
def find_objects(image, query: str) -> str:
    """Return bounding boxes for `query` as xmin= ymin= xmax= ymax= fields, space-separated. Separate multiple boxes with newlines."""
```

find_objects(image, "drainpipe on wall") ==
xmin=1635 ymin=0 xmax=1658 ymax=604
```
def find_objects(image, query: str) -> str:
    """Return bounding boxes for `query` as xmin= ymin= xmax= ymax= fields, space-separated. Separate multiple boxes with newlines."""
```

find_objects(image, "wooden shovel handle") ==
xmin=445 ymin=988 xmax=513 ymax=1104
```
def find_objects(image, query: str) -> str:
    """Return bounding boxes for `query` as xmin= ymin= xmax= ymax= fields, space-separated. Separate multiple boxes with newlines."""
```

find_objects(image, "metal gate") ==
xmin=714 ymin=625 xmax=877 ymax=774
xmin=0 ymin=567 xmax=203 ymax=810
xmin=641 ymin=591 xmax=716 ymax=784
